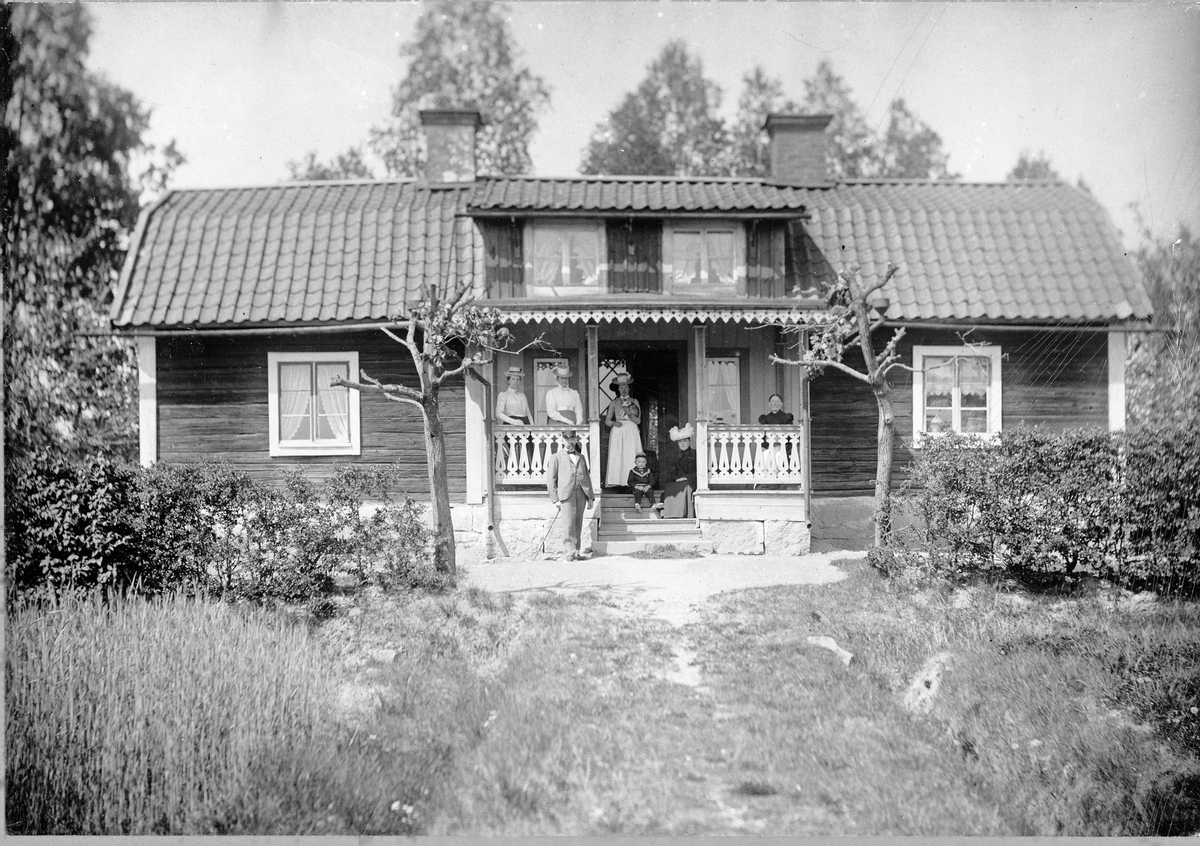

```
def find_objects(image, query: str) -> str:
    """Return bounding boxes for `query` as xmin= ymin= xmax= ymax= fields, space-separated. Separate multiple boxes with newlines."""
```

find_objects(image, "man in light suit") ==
xmin=544 ymin=429 xmax=595 ymax=560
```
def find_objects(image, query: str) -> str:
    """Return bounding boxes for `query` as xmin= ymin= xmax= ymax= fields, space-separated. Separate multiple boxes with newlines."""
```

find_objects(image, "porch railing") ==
xmin=494 ymin=426 xmax=593 ymax=485
xmin=705 ymin=425 xmax=804 ymax=486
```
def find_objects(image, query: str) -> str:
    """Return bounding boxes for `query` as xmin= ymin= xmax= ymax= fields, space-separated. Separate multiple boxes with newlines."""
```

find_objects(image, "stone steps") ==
xmin=593 ymin=492 xmax=709 ymax=556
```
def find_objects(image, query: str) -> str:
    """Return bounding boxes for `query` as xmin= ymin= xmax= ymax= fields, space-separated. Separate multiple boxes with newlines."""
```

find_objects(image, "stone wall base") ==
xmin=699 ymin=519 xmax=811 ymax=556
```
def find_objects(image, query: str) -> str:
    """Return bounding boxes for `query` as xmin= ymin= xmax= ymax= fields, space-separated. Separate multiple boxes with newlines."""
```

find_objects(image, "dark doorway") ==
xmin=597 ymin=344 xmax=682 ymax=484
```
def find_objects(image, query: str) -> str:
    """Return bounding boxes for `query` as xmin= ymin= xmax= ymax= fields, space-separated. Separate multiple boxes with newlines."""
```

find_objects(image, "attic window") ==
xmin=666 ymin=220 xmax=744 ymax=296
xmin=268 ymin=351 xmax=361 ymax=456
xmin=912 ymin=345 xmax=1002 ymax=440
xmin=526 ymin=220 xmax=604 ymax=296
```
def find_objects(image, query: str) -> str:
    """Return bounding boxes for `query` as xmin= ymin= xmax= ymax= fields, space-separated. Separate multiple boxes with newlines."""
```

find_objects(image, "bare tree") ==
xmin=332 ymin=281 xmax=541 ymax=582
xmin=771 ymin=263 xmax=906 ymax=547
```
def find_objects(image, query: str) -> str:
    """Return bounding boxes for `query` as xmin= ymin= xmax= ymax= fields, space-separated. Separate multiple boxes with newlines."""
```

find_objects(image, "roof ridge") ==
xmin=837 ymin=177 xmax=1069 ymax=188
xmin=482 ymin=174 xmax=775 ymax=184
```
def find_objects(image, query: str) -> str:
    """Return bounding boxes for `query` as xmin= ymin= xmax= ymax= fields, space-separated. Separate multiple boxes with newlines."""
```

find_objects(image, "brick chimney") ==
xmin=765 ymin=114 xmax=833 ymax=185
xmin=419 ymin=109 xmax=483 ymax=183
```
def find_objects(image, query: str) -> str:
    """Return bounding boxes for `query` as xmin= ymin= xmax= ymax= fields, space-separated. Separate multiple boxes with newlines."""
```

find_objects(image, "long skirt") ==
xmin=605 ymin=421 xmax=642 ymax=486
xmin=661 ymin=478 xmax=695 ymax=519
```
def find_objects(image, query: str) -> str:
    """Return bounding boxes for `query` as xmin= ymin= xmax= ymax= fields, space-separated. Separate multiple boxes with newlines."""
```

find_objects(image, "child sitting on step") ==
xmin=626 ymin=453 xmax=659 ymax=515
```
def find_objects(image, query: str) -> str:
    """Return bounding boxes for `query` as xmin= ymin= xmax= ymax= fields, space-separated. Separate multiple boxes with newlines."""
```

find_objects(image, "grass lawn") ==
xmin=9 ymin=556 xmax=1199 ymax=835
xmin=320 ymin=556 xmax=1200 ymax=836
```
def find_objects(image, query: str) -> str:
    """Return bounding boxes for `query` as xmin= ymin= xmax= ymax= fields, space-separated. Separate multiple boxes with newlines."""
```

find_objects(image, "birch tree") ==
xmin=771 ymin=263 xmax=906 ymax=547
xmin=331 ymin=281 xmax=538 ymax=582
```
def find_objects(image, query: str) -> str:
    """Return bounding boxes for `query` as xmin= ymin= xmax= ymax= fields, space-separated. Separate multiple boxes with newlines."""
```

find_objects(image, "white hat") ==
xmin=505 ymin=367 xmax=524 ymax=378
xmin=552 ymin=365 xmax=571 ymax=378
xmin=669 ymin=423 xmax=694 ymax=442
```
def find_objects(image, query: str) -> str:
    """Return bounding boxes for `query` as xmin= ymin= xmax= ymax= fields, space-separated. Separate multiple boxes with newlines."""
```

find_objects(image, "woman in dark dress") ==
xmin=758 ymin=393 xmax=795 ymax=480
xmin=661 ymin=423 xmax=697 ymax=519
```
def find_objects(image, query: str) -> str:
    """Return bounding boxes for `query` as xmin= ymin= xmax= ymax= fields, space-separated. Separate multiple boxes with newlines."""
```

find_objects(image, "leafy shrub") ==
xmin=893 ymin=424 xmax=1199 ymax=595
xmin=139 ymin=461 xmax=433 ymax=603
xmin=8 ymin=456 xmax=435 ymax=604
xmin=5 ymin=449 xmax=144 ymax=597
xmin=1120 ymin=424 xmax=1200 ymax=595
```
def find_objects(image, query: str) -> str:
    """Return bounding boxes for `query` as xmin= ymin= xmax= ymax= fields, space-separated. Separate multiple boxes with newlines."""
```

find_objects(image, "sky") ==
xmin=87 ymin=2 xmax=1200 ymax=248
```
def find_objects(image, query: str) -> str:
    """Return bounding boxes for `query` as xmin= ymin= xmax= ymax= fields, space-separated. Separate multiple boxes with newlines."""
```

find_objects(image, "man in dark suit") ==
xmin=544 ymin=429 xmax=595 ymax=560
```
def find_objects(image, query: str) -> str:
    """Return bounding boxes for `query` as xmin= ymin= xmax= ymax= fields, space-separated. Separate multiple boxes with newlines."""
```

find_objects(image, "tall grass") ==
xmin=6 ymin=590 xmax=340 ymax=834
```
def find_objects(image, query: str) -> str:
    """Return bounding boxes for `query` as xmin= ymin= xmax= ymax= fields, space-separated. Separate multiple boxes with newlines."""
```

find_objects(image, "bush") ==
xmin=893 ymin=424 xmax=1200 ymax=595
xmin=1121 ymin=424 xmax=1200 ymax=595
xmin=5 ymin=449 xmax=145 ymax=598
xmin=139 ymin=461 xmax=434 ymax=604
xmin=8 ymin=457 xmax=435 ymax=604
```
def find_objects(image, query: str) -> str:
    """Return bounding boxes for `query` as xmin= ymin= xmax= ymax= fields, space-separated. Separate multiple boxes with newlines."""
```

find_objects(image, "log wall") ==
xmin=809 ymin=328 xmax=1110 ymax=495
xmin=156 ymin=332 xmax=466 ymax=500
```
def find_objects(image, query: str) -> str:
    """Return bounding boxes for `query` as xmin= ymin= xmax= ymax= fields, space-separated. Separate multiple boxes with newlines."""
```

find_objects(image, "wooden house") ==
xmin=111 ymin=110 xmax=1151 ymax=556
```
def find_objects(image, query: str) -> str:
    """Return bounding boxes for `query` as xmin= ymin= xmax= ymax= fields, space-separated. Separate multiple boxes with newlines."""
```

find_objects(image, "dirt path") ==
xmin=462 ymin=551 xmax=857 ymax=627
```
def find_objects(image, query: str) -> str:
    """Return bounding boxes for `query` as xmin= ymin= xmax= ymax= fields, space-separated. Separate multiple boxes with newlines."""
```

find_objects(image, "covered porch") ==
xmin=463 ymin=303 xmax=816 ymax=557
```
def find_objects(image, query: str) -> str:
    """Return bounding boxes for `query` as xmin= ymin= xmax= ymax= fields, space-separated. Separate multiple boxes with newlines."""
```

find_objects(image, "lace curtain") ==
xmin=279 ymin=363 xmax=312 ymax=441
xmin=316 ymin=363 xmax=350 ymax=441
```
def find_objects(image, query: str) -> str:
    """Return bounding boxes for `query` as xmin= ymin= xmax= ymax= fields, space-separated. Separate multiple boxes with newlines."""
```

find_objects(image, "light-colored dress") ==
xmin=605 ymin=398 xmax=642 ymax=486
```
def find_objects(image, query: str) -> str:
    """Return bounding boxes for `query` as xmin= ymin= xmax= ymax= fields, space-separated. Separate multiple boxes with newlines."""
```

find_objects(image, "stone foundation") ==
xmin=701 ymin=520 xmax=765 ymax=555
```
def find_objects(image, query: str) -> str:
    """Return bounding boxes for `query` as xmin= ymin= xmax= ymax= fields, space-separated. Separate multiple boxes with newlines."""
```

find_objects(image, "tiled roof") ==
xmin=792 ymin=180 xmax=1149 ymax=322
xmin=111 ymin=176 xmax=1150 ymax=329
xmin=111 ymin=181 xmax=479 ymax=328
xmin=468 ymin=176 xmax=810 ymax=213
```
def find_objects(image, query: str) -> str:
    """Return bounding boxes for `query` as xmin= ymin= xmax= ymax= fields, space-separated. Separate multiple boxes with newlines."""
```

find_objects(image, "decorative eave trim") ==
xmin=491 ymin=299 xmax=826 ymax=325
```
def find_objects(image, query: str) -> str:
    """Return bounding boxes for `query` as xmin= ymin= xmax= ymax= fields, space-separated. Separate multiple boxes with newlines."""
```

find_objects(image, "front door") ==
xmin=598 ymin=345 xmax=682 ymax=480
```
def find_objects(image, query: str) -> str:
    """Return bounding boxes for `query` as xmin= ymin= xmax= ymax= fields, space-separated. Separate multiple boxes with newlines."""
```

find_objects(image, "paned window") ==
xmin=912 ymin=346 xmax=1002 ymax=439
xmin=706 ymin=356 xmax=741 ymax=424
xmin=268 ymin=352 xmax=360 ymax=456
xmin=526 ymin=220 xmax=603 ymax=296
xmin=668 ymin=222 xmax=743 ymax=295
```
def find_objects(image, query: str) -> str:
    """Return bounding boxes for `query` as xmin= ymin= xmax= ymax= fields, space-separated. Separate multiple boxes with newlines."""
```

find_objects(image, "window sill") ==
xmin=270 ymin=442 xmax=361 ymax=458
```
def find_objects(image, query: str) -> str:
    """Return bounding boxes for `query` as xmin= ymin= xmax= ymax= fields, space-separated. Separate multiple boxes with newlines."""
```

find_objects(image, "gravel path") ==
xmin=462 ymin=551 xmax=859 ymax=626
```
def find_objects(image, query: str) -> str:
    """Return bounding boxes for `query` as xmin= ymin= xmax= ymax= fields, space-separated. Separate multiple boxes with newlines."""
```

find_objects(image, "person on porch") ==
xmin=661 ymin=423 xmax=697 ymax=519
xmin=544 ymin=365 xmax=584 ymax=425
xmin=544 ymin=428 xmax=594 ymax=561
xmin=495 ymin=367 xmax=532 ymax=425
xmin=757 ymin=393 xmax=795 ymax=481
xmin=604 ymin=372 xmax=642 ymax=489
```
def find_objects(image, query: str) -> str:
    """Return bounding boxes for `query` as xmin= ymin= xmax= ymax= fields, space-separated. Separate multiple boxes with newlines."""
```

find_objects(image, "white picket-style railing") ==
xmin=494 ymin=426 xmax=593 ymax=485
xmin=706 ymin=425 xmax=804 ymax=486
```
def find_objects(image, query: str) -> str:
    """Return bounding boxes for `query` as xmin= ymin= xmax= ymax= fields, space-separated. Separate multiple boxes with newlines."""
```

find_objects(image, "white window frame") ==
xmin=706 ymin=355 xmax=742 ymax=425
xmin=523 ymin=219 xmax=606 ymax=297
xmin=665 ymin=219 xmax=745 ymax=295
xmin=267 ymin=351 xmax=361 ymax=457
xmin=912 ymin=345 xmax=1003 ymax=442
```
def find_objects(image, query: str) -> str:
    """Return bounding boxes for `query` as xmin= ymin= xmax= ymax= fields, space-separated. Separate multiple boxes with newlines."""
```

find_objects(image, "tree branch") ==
xmin=331 ymin=373 xmax=424 ymax=411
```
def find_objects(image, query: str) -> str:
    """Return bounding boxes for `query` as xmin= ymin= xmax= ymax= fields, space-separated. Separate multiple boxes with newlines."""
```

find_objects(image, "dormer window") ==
xmin=526 ymin=220 xmax=604 ymax=297
xmin=666 ymin=220 xmax=744 ymax=296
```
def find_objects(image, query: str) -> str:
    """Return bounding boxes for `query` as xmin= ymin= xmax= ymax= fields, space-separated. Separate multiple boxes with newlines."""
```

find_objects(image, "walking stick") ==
xmin=540 ymin=506 xmax=560 ymax=555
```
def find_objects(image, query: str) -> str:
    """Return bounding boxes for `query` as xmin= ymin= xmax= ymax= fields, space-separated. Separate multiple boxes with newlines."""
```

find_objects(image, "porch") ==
xmin=464 ymin=309 xmax=814 ymax=557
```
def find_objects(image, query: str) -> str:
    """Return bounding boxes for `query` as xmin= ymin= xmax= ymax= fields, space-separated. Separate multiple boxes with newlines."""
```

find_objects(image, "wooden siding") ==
xmin=808 ymin=327 xmax=1110 ymax=495
xmin=156 ymin=332 xmax=466 ymax=500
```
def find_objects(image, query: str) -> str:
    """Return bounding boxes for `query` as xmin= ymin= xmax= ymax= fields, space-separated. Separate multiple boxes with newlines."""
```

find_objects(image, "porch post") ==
xmin=801 ymin=328 xmax=812 ymax=515
xmin=586 ymin=323 xmax=601 ymax=493
xmin=692 ymin=324 xmax=709 ymax=492
xmin=464 ymin=364 xmax=487 ymax=505
xmin=1108 ymin=330 xmax=1126 ymax=431
xmin=137 ymin=336 xmax=157 ymax=467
